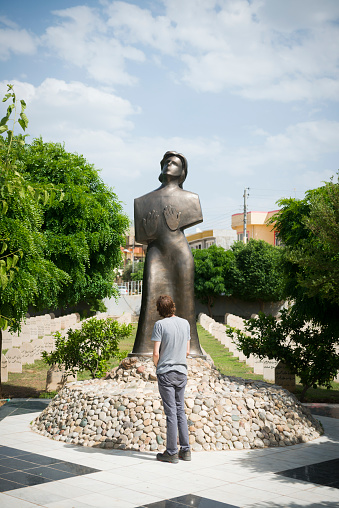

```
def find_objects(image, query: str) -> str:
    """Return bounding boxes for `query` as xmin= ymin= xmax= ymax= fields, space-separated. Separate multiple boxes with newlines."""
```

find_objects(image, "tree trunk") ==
xmin=207 ymin=296 xmax=214 ymax=318
xmin=299 ymin=383 xmax=311 ymax=402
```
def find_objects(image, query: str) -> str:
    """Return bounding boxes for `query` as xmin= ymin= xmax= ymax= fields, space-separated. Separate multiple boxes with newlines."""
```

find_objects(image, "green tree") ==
xmin=231 ymin=308 xmax=339 ymax=401
xmin=2 ymin=137 xmax=130 ymax=309
xmin=42 ymin=317 xmax=132 ymax=379
xmin=271 ymin=178 xmax=339 ymax=326
xmin=230 ymin=240 xmax=285 ymax=308
xmin=131 ymin=261 xmax=144 ymax=281
xmin=192 ymin=245 xmax=233 ymax=316
xmin=231 ymin=178 xmax=339 ymax=399
xmin=283 ymin=179 xmax=339 ymax=305
xmin=0 ymin=85 xmax=69 ymax=396
xmin=192 ymin=241 xmax=284 ymax=317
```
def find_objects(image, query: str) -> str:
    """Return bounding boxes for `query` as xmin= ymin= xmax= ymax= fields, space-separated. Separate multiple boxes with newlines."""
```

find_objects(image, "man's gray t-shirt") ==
xmin=151 ymin=316 xmax=190 ymax=375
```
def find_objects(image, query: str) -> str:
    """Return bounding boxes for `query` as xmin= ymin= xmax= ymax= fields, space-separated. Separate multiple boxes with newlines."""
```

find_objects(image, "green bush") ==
xmin=42 ymin=318 xmax=132 ymax=379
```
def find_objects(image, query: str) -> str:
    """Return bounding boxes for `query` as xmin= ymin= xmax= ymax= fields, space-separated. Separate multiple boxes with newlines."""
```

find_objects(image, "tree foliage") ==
xmin=229 ymin=240 xmax=285 ymax=305
xmin=0 ymin=86 xmax=68 ymax=333
xmin=231 ymin=308 xmax=339 ymax=401
xmin=231 ymin=177 xmax=339 ymax=398
xmin=193 ymin=245 xmax=233 ymax=316
xmin=122 ymin=260 xmax=145 ymax=282
xmin=42 ymin=318 xmax=132 ymax=379
xmin=192 ymin=241 xmax=284 ymax=316
xmin=271 ymin=178 xmax=339 ymax=327
xmin=1 ymin=137 xmax=130 ymax=309
xmin=279 ymin=180 xmax=339 ymax=305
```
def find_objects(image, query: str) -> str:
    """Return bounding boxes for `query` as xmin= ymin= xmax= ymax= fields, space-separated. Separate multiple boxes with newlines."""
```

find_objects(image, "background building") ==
xmin=231 ymin=210 xmax=281 ymax=246
xmin=122 ymin=227 xmax=145 ymax=266
xmin=186 ymin=229 xmax=237 ymax=250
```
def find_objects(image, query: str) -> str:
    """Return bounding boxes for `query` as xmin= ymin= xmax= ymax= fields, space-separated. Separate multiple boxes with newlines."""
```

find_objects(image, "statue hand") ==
xmin=143 ymin=210 xmax=159 ymax=239
xmin=164 ymin=205 xmax=181 ymax=231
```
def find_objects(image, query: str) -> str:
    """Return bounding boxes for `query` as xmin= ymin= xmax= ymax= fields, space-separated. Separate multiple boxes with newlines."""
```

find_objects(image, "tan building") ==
xmin=186 ymin=229 xmax=236 ymax=250
xmin=121 ymin=227 xmax=145 ymax=267
xmin=231 ymin=210 xmax=280 ymax=246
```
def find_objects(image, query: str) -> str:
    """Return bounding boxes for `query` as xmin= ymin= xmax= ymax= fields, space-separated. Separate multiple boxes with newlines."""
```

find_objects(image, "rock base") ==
xmin=31 ymin=357 xmax=323 ymax=452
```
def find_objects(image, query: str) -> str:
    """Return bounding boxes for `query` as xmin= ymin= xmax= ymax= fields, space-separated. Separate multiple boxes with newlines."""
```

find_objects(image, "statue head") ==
xmin=159 ymin=151 xmax=188 ymax=188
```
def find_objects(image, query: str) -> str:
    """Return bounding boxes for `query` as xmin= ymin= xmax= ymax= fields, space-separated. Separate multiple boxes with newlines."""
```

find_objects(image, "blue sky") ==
xmin=1 ymin=0 xmax=339 ymax=233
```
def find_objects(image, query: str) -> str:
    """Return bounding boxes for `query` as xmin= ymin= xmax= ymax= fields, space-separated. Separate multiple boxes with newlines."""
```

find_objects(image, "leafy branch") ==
xmin=0 ymin=84 xmax=29 ymax=163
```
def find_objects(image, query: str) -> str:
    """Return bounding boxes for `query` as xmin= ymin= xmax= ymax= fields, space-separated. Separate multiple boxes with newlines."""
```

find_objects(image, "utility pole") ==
xmin=243 ymin=188 xmax=249 ymax=244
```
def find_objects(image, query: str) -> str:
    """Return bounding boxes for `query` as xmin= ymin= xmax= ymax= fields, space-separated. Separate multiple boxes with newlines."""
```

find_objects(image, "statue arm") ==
xmin=179 ymin=193 xmax=203 ymax=231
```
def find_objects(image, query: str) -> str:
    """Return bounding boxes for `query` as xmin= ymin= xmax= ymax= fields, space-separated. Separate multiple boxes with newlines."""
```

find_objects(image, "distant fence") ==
xmin=119 ymin=281 xmax=143 ymax=295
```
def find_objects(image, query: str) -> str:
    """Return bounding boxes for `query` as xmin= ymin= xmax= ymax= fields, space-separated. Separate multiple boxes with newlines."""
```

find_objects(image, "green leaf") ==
xmin=0 ymin=115 xmax=9 ymax=126
xmin=43 ymin=189 xmax=49 ymax=205
xmin=0 ymin=242 xmax=7 ymax=254
xmin=0 ymin=317 xmax=8 ymax=330
xmin=2 ymin=200 xmax=8 ymax=214
xmin=0 ymin=125 xmax=8 ymax=133
xmin=19 ymin=112 xmax=29 ymax=130
xmin=6 ymin=104 xmax=14 ymax=116
xmin=20 ymin=99 xmax=26 ymax=111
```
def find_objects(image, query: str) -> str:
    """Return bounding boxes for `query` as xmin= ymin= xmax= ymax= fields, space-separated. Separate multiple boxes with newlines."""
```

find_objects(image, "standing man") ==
xmin=152 ymin=295 xmax=191 ymax=463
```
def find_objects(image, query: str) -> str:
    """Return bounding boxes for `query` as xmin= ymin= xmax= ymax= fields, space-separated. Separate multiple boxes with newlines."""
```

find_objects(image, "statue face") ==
xmin=161 ymin=156 xmax=183 ymax=178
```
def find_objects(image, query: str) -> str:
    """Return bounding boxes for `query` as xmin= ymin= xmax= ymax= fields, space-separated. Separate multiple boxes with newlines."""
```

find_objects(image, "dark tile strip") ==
xmin=0 ymin=445 xmax=100 ymax=492
xmin=137 ymin=493 xmax=240 ymax=507
xmin=276 ymin=458 xmax=339 ymax=489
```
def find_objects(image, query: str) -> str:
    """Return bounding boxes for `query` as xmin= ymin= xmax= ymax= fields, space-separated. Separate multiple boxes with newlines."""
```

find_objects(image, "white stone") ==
xmin=6 ymin=348 xmax=22 ymax=373
xmin=1 ymin=353 xmax=8 ymax=382
xmin=43 ymin=336 xmax=56 ymax=353
xmin=32 ymin=338 xmax=45 ymax=360
xmin=263 ymin=359 xmax=279 ymax=381
xmin=21 ymin=342 xmax=35 ymax=365
xmin=2 ymin=330 xmax=13 ymax=349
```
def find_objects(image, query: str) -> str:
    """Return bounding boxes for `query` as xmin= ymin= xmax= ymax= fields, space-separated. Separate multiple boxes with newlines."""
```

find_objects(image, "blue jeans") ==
xmin=157 ymin=371 xmax=190 ymax=455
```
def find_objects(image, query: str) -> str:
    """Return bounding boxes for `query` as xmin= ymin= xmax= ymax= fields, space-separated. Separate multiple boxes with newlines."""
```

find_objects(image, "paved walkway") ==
xmin=0 ymin=399 xmax=338 ymax=507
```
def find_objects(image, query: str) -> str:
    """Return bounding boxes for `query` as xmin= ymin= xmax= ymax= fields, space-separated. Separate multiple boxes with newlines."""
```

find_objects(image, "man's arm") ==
xmin=153 ymin=341 xmax=160 ymax=367
xmin=186 ymin=340 xmax=190 ymax=357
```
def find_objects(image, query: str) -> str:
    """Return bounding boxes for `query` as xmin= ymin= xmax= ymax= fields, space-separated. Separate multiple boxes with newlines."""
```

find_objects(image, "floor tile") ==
xmin=276 ymin=458 xmax=339 ymax=489
xmin=49 ymin=461 xmax=99 ymax=475
xmin=0 ymin=477 xmax=25 ymax=492
xmin=0 ymin=457 xmax=43 ymax=471
xmin=0 ymin=469 xmax=52 ymax=488
xmin=0 ymin=492 xmax=41 ymax=507
xmin=23 ymin=465 xmax=76 ymax=481
xmin=191 ymin=487 xmax=252 ymax=506
xmin=58 ymin=475 xmax=120 ymax=492
xmin=5 ymin=485 xmax=67 ymax=505
xmin=44 ymin=500 xmax=94 ymax=508
xmin=173 ymin=493 xmax=240 ymax=507
xmin=73 ymin=491 xmax=139 ymax=507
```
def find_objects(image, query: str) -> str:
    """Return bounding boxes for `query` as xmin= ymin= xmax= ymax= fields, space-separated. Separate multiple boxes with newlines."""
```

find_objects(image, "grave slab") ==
xmin=6 ymin=348 xmax=22 ymax=373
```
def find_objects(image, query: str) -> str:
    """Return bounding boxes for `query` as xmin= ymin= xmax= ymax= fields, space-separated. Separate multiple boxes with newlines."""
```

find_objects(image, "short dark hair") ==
xmin=156 ymin=295 xmax=176 ymax=318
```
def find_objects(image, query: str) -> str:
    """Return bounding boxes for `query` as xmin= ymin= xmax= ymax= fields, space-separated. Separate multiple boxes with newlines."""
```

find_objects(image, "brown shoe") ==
xmin=179 ymin=449 xmax=191 ymax=461
xmin=156 ymin=450 xmax=179 ymax=463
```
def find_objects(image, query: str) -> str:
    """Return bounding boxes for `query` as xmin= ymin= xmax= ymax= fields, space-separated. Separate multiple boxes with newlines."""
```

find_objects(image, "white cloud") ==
xmin=0 ymin=22 xmax=37 ymax=60
xmin=0 ymin=78 xmax=139 ymax=139
xmin=7 ymin=0 xmax=335 ymax=101
xmin=43 ymin=5 xmax=145 ymax=86
xmin=1 ymin=78 xmax=338 ymax=220
xmin=103 ymin=0 xmax=339 ymax=101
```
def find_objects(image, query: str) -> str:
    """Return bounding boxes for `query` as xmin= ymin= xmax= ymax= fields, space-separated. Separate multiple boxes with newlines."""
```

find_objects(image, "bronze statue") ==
xmin=131 ymin=151 xmax=204 ymax=356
